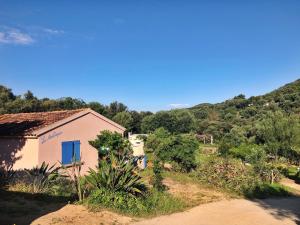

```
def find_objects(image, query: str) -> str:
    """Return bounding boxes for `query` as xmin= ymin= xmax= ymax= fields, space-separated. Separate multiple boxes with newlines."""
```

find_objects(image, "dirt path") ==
xmin=29 ymin=178 xmax=300 ymax=225
xmin=133 ymin=197 xmax=300 ymax=225
xmin=31 ymin=205 xmax=132 ymax=225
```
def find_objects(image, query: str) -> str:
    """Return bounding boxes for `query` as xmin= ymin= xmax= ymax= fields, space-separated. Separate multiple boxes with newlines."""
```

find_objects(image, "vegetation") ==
xmin=1 ymin=79 xmax=300 ymax=219
xmin=87 ymin=188 xmax=186 ymax=217
xmin=195 ymin=155 xmax=290 ymax=197
xmin=89 ymin=130 xmax=132 ymax=159
xmin=146 ymin=128 xmax=199 ymax=172
xmin=25 ymin=162 xmax=59 ymax=193
xmin=86 ymin=152 xmax=146 ymax=196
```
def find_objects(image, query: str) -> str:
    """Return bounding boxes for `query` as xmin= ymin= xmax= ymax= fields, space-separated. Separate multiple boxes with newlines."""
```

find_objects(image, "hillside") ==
xmin=188 ymin=78 xmax=300 ymax=139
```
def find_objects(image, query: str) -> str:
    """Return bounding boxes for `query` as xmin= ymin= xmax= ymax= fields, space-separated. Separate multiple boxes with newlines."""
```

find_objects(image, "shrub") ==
xmin=196 ymin=156 xmax=260 ymax=195
xmin=195 ymin=155 xmax=290 ymax=198
xmin=25 ymin=162 xmax=59 ymax=193
xmin=86 ymin=152 xmax=146 ymax=196
xmin=229 ymin=144 xmax=263 ymax=162
xmin=89 ymin=130 xmax=132 ymax=159
xmin=87 ymin=188 xmax=186 ymax=216
xmin=151 ymin=158 xmax=164 ymax=191
xmin=146 ymin=128 xmax=198 ymax=172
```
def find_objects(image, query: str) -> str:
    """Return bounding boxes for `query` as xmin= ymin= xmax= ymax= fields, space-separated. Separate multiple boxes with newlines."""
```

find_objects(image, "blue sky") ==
xmin=0 ymin=1 xmax=300 ymax=112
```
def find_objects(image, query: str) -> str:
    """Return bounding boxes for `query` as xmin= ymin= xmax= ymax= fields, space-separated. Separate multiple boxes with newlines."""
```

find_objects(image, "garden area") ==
xmin=1 ymin=110 xmax=300 ymax=224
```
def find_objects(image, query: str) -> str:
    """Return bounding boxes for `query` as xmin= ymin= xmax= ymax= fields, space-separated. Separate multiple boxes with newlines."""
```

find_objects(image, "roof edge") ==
xmin=33 ymin=108 xmax=126 ymax=136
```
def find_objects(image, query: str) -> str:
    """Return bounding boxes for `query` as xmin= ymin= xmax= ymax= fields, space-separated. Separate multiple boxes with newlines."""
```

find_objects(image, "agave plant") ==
xmin=86 ymin=152 xmax=146 ymax=196
xmin=0 ymin=165 xmax=15 ymax=189
xmin=26 ymin=162 xmax=59 ymax=193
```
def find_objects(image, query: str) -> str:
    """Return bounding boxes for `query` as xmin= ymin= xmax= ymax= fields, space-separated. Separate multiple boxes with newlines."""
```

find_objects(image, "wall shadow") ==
xmin=0 ymin=121 xmax=43 ymax=170
xmin=253 ymin=197 xmax=300 ymax=225
xmin=0 ymin=189 xmax=71 ymax=225
xmin=0 ymin=137 xmax=25 ymax=170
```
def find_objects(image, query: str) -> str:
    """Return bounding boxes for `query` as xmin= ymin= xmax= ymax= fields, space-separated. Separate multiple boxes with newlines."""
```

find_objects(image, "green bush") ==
xmin=229 ymin=144 xmax=263 ymax=161
xmin=146 ymin=128 xmax=199 ymax=172
xmin=87 ymin=188 xmax=186 ymax=216
xmin=195 ymin=156 xmax=291 ymax=198
xmin=86 ymin=152 xmax=146 ymax=196
xmin=89 ymin=130 xmax=132 ymax=159
xmin=151 ymin=158 xmax=164 ymax=191
xmin=196 ymin=156 xmax=259 ymax=195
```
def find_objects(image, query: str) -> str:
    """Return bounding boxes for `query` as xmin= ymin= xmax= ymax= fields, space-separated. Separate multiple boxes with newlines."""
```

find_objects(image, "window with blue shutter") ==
xmin=62 ymin=140 xmax=80 ymax=164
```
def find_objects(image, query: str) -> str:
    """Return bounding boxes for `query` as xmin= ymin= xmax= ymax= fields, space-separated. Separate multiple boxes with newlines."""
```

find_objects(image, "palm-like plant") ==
xmin=26 ymin=162 xmax=59 ymax=193
xmin=86 ymin=153 xmax=146 ymax=196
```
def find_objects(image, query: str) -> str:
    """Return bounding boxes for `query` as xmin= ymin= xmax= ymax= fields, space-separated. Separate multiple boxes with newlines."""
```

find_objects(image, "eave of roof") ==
xmin=33 ymin=108 xmax=126 ymax=137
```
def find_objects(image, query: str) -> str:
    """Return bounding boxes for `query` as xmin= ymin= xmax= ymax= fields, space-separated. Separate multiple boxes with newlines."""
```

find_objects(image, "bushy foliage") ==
xmin=146 ymin=128 xmax=199 ymax=172
xmin=196 ymin=156 xmax=259 ymax=194
xmin=142 ymin=110 xmax=196 ymax=134
xmin=229 ymin=144 xmax=263 ymax=161
xmin=112 ymin=111 xmax=134 ymax=130
xmin=256 ymin=111 xmax=300 ymax=160
xmin=89 ymin=130 xmax=132 ymax=159
xmin=195 ymin=155 xmax=289 ymax=197
xmin=152 ymin=158 xmax=164 ymax=191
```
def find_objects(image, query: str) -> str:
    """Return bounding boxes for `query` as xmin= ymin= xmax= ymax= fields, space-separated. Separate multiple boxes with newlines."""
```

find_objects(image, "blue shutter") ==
xmin=73 ymin=141 xmax=80 ymax=161
xmin=62 ymin=141 xmax=73 ymax=164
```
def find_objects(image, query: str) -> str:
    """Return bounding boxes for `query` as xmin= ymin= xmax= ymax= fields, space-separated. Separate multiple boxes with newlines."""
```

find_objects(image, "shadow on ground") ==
xmin=254 ymin=196 xmax=300 ymax=225
xmin=0 ymin=189 xmax=71 ymax=225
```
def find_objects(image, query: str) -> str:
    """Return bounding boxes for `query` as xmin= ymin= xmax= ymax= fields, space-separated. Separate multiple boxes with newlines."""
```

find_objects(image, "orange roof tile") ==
xmin=0 ymin=109 xmax=86 ymax=136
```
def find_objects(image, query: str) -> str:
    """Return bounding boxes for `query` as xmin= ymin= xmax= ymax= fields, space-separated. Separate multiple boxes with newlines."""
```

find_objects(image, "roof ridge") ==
xmin=0 ymin=108 xmax=89 ymax=116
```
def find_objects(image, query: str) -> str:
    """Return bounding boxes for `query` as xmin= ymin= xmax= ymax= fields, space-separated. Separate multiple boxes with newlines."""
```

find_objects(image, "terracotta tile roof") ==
xmin=0 ymin=109 xmax=87 ymax=136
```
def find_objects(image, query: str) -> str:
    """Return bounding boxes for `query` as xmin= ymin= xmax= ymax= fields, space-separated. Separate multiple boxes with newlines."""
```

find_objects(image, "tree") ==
xmin=256 ymin=111 xmax=300 ymax=160
xmin=107 ymin=101 xmax=128 ymax=118
xmin=113 ymin=111 xmax=133 ymax=131
xmin=141 ymin=110 xmax=195 ymax=134
xmin=88 ymin=102 xmax=108 ymax=117
xmin=89 ymin=130 xmax=132 ymax=159
xmin=146 ymin=128 xmax=198 ymax=172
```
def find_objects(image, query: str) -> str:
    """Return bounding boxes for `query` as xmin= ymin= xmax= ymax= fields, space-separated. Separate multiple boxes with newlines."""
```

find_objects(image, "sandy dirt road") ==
xmin=133 ymin=197 xmax=300 ymax=225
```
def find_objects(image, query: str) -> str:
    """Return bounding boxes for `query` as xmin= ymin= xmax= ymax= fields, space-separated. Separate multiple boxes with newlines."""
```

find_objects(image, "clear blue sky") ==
xmin=0 ymin=1 xmax=299 ymax=112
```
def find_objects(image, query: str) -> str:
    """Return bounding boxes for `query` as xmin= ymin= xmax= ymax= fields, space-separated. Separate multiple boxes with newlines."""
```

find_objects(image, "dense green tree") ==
xmin=141 ymin=110 xmax=195 ymax=134
xmin=256 ymin=111 xmax=300 ymax=160
xmin=89 ymin=130 xmax=132 ymax=159
xmin=107 ymin=101 xmax=128 ymax=118
xmin=88 ymin=102 xmax=108 ymax=117
xmin=146 ymin=128 xmax=198 ymax=172
xmin=112 ymin=111 xmax=134 ymax=130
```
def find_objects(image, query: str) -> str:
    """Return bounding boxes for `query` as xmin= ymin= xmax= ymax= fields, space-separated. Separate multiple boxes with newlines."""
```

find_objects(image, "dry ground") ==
xmin=2 ymin=177 xmax=300 ymax=225
xmin=31 ymin=205 xmax=132 ymax=225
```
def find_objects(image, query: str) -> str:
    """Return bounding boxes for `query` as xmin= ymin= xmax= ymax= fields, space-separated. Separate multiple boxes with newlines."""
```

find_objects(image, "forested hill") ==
xmin=191 ymin=78 xmax=300 ymax=113
xmin=0 ymin=78 xmax=299 ymax=138
xmin=187 ymin=78 xmax=300 ymax=139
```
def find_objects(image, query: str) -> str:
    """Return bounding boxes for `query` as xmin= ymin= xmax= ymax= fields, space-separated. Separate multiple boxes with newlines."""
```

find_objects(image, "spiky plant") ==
xmin=26 ymin=162 xmax=58 ymax=193
xmin=86 ymin=152 xmax=146 ymax=196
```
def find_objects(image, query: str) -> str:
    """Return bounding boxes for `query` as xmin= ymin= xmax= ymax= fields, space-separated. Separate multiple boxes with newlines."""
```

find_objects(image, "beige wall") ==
xmin=38 ymin=112 xmax=124 ymax=174
xmin=0 ymin=137 xmax=38 ymax=170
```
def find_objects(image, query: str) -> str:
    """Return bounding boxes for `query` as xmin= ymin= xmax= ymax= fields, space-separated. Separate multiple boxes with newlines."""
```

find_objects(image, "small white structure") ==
xmin=128 ymin=133 xmax=147 ymax=169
